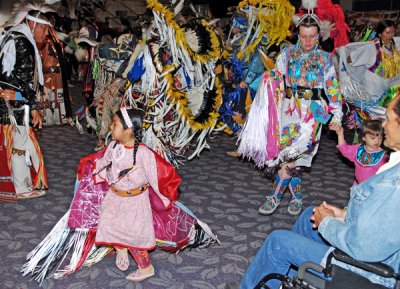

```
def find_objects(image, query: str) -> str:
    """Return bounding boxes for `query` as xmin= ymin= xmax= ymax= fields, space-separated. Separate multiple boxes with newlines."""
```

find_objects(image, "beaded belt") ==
xmin=285 ymin=87 xmax=327 ymax=102
xmin=111 ymin=184 xmax=149 ymax=197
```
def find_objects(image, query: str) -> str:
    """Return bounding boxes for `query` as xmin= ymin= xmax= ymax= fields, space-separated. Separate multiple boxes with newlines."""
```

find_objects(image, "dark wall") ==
xmin=353 ymin=0 xmax=400 ymax=11
xmin=207 ymin=0 xmax=398 ymax=17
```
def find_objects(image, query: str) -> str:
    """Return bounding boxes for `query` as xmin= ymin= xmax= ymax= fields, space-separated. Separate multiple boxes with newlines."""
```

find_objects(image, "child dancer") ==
xmin=330 ymin=120 xmax=388 ymax=184
xmin=22 ymin=106 xmax=218 ymax=284
xmin=94 ymin=107 xmax=159 ymax=281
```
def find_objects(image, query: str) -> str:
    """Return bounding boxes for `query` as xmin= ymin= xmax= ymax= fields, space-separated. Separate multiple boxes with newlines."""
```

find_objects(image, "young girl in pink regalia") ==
xmin=94 ymin=107 xmax=165 ymax=281
xmin=22 ymin=107 xmax=217 ymax=284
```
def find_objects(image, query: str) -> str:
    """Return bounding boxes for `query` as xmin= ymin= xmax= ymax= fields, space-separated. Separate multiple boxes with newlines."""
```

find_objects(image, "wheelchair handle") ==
xmin=325 ymin=249 xmax=399 ymax=279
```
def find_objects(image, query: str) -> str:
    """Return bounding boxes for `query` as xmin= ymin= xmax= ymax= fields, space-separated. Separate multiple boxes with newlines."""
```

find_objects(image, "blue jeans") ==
xmin=239 ymin=207 xmax=331 ymax=289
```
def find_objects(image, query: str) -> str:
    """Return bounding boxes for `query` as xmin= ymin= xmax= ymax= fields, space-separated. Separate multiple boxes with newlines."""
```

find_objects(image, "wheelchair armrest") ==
xmin=325 ymin=249 xmax=397 ymax=279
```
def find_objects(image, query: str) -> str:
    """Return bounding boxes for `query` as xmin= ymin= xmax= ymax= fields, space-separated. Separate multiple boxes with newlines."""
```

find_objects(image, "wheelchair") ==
xmin=255 ymin=249 xmax=400 ymax=289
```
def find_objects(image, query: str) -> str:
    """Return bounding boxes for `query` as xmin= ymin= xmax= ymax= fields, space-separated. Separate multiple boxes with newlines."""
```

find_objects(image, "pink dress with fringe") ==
xmin=94 ymin=143 xmax=169 ymax=250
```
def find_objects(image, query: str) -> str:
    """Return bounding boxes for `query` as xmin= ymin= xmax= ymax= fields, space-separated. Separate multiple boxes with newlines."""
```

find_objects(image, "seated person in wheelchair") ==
xmin=237 ymin=94 xmax=400 ymax=289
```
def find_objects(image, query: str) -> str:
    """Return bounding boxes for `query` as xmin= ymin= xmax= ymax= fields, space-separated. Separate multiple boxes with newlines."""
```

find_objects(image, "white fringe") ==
xmin=52 ymin=229 xmax=89 ymax=279
xmin=237 ymin=75 xmax=278 ymax=167
xmin=84 ymin=246 xmax=113 ymax=267
xmin=21 ymin=212 xmax=70 ymax=283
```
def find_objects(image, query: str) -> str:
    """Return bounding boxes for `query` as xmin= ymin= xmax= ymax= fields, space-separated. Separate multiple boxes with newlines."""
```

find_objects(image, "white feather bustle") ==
xmin=185 ymin=29 xmax=201 ymax=53
xmin=301 ymin=0 xmax=318 ymax=10
xmin=187 ymin=86 xmax=205 ymax=116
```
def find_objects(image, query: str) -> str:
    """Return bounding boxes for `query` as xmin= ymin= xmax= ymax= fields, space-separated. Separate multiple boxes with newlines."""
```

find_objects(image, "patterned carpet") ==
xmin=0 ymin=90 xmax=354 ymax=289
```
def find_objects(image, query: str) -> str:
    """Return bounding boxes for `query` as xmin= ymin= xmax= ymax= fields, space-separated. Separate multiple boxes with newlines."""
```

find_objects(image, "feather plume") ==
xmin=319 ymin=20 xmax=331 ymax=41
xmin=207 ymin=19 xmax=220 ymax=27
xmin=302 ymin=0 xmax=318 ymax=10
xmin=189 ymin=4 xmax=198 ymax=17
xmin=174 ymin=0 xmax=185 ymax=15
xmin=291 ymin=14 xmax=301 ymax=26
xmin=315 ymin=0 xmax=350 ymax=48
xmin=187 ymin=86 xmax=205 ymax=116
xmin=4 ymin=1 xmax=55 ymax=28
xmin=185 ymin=29 xmax=201 ymax=53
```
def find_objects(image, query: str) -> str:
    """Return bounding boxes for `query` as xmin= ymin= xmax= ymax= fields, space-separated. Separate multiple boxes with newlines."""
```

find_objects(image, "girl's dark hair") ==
xmin=376 ymin=20 xmax=395 ymax=35
xmin=116 ymin=108 xmax=145 ymax=165
xmin=298 ymin=16 xmax=321 ymax=33
xmin=359 ymin=120 xmax=384 ymax=145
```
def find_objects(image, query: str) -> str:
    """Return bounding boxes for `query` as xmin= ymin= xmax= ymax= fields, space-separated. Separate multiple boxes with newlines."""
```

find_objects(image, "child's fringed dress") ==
xmin=95 ymin=144 xmax=169 ymax=250
xmin=21 ymin=142 xmax=218 ymax=284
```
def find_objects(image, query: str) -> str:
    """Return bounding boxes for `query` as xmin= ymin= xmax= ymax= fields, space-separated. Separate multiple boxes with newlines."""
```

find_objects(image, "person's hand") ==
xmin=311 ymin=202 xmax=334 ymax=228
xmin=329 ymin=121 xmax=342 ymax=132
xmin=31 ymin=109 xmax=42 ymax=129
xmin=311 ymin=201 xmax=346 ymax=228
xmin=330 ymin=125 xmax=344 ymax=134
xmin=320 ymin=201 xmax=346 ymax=221
xmin=0 ymin=89 xmax=16 ymax=100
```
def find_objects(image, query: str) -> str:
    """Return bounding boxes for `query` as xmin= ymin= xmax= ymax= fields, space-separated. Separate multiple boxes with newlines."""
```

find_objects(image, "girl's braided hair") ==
xmin=116 ymin=108 xmax=145 ymax=166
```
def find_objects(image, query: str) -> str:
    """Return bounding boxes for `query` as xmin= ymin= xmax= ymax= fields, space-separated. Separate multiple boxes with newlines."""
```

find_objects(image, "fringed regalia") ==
xmin=0 ymin=2 xmax=51 ymax=201
xmin=237 ymin=0 xmax=348 ymax=169
xmin=338 ymin=37 xmax=400 ymax=122
xmin=238 ymin=43 xmax=343 ymax=169
xmin=40 ymin=28 xmax=73 ymax=125
xmin=219 ymin=0 xmax=294 ymax=134
xmin=21 ymin=144 xmax=218 ymax=284
xmin=91 ymin=0 xmax=223 ymax=166
xmin=93 ymin=40 xmax=132 ymax=141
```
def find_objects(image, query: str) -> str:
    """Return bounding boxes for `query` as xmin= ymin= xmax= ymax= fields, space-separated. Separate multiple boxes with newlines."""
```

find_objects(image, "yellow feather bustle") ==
xmin=146 ymin=0 xmax=221 ymax=63
xmin=236 ymin=0 xmax=295 ymax=61
xmin=145 ymin=0 xmax=222 ymax=132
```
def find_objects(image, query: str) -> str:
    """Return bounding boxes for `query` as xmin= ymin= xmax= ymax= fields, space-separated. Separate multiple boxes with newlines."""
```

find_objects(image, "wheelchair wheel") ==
xmin=254 ymin=273 xmax=292 ymax=289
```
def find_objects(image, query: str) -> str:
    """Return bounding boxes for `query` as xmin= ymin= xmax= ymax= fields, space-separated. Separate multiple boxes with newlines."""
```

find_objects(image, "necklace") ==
xmin=288 ymin=41 xmax=322 ymax=88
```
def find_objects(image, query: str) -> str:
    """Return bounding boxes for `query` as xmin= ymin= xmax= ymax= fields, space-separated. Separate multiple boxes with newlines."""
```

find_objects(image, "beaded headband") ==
xmin=26 ymin=14 xmax=52 ymax=26
xmin=121 ymin=107 xmax=133 ymax=128
xmin=296 ymin=13 xmax=321 ymax=28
